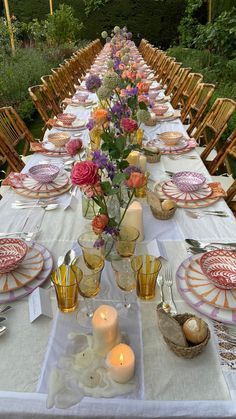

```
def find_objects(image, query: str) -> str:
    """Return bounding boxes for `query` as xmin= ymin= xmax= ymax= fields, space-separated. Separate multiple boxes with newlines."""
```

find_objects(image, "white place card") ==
xmin=28 ymin=287 xmax=53 ymax=323
xmin=146 ymin=239 xmax=168 ymax=260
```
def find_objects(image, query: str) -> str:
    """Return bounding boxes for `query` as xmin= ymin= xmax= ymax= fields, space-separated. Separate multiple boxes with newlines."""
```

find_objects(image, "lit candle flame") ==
xmin=100 ymin=312 xmax=107 ymax=320
xmin=119 ymin=352 xmax=124 ymax=365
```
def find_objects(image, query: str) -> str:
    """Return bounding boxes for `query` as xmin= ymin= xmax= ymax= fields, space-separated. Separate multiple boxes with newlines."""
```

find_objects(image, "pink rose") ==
xmin=66 ymin=138 xmax=83 ymax=157
xmin=120 ymin=118 xmax=138 ymax=133
xmin=82 ymin=182 xmax=103 ymax=198
xmin=71 ymin=161 xmax=99 ymax=186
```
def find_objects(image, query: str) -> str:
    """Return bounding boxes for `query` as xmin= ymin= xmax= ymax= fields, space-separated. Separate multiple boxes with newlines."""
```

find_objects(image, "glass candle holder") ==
xmin=51 ymin=265 xmax=83 ymax=313
xmin=114 ymin=226 xmax=140 ymax=258
xmin=134 ymin=255 xmax=162 ymax=300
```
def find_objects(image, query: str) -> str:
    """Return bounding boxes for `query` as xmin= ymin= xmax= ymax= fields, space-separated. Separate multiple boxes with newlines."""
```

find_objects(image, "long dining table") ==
xmin=0 ymin=42 xmax=236 ymax=419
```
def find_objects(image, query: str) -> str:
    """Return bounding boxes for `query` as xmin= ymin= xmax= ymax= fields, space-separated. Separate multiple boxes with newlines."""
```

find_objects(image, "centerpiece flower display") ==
xmin=70 ymin=25 xmax=151 ymax=245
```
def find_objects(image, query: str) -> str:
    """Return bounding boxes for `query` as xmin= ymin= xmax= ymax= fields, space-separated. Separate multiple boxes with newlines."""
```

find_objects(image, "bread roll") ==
xmin=182 ymin=317 xmax=208 ymax=344
xmin=161 ymin=199 xmax=176 ymax=211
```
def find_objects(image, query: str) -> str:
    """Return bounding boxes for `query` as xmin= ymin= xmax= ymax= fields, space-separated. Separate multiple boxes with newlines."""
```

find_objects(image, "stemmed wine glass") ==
xmin=74 ymin=254 xmax=104 ymax=328
xmin=78 ymin=230 xmax=108 ymax=297
xmin=111 ymin=256 xmax=142 ymax=310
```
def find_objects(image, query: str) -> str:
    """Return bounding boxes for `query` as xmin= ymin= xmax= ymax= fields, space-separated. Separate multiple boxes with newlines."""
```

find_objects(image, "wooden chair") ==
xmin=28 ymin=85 xmax=58 ymax=126
xmin=195 ymin=98 xmax=236 ymax=164
xmin=181 ymin=83 xmax=215 ymax=133
xmin=163 ymin=62 xmax=182 ymax=91
xmin=208 ymin=129 xmax=236 ymax=175
xmin=166 ymin=67 xmax=191 ymax=97
xmin=0 ymin=106 xmax=36 ymax=161
xmin=0 ymin=132 xmax=25 ymax=175
xmin=171 ymin=73 xmax=203 ymax=109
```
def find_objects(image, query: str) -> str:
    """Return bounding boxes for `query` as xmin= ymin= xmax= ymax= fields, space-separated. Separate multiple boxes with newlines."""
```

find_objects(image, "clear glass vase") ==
xmin=82 ymin=194 xmax=99 ymax=219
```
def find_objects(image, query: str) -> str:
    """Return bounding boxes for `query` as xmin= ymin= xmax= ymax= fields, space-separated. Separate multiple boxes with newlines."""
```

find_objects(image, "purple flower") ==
xmin=93 ymin=237 xmax=105 ymax=248
xmin=86 ymin=118 xmax=96 ymax=131
xmin=85 ymin=75 xmax=101 ymax=92
xmin=92 ymin=150 xmax=108 ymax=168
xmin=125 ymin=87 xmax=138 ymax=97
xmin=113 ymin=58 xmax=121 ymax=72
xmin=124 ymin=165 xmax=143 ymax=175
xmin=106 ymin=162 xmax=116 ymax=179
xmin=111 ymin=101 xmax=124 ymax=118
xmin=104 ymin=226 xmax=119 ymax=236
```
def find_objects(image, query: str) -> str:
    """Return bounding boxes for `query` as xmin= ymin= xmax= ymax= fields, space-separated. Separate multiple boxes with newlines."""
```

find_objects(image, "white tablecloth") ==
xmin=0 ymin=45 xmax=236 ymax=418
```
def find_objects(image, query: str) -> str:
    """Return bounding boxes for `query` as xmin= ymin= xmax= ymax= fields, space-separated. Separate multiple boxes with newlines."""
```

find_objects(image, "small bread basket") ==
xmin=143 ymin=147 xmax=161 ymax=163
xmin=147 ymin=189 xmax=177 ymax=220
xmin=163 ymin=313 xmax=211 ymax=359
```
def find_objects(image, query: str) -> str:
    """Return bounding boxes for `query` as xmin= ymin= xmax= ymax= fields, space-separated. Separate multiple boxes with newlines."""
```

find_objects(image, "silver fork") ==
xmin=157 ymin=275 xmax=165 ymax=306
xmin=167 ymin=155 xmax=198 ymax=160
xmin=185 ymin=210 xmax=229 ymax=219
xmin=164 ymin=266 xmax=177 ymax=315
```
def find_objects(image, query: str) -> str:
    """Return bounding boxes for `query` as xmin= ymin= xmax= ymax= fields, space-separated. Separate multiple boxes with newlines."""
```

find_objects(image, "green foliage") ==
xmin=178 ymin=0 xmax=203 ymax=47
xmin=167 ymin=46 xmax=236 ymax=137
xmin=0 ymin=42 xmax=86 ymax=121
xmin=194 ymin=8 xmax=236 ymax=58
xmin=83 ymin=0 xmax=111 ymax=16
xmin=46 ymin=4 xmax=83 ymax=45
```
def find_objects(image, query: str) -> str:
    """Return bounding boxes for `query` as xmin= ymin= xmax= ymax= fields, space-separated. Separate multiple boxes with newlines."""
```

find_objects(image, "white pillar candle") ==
xmin=127 ymin=151 xmax=140 ymax=166
xmin=106 ymin=343 xmax=135 ymax=384
xmin=120 ymin=200 xmax=144 ymax=241
xmin=92 ymin=305 xmax=120 ymax=355
xmin=139 ymin=155 xmax=147 ymax=172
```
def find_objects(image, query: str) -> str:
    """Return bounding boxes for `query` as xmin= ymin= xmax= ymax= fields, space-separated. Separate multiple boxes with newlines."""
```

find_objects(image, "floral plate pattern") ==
xmin=200 ymin=250 xmax=236 ymax=290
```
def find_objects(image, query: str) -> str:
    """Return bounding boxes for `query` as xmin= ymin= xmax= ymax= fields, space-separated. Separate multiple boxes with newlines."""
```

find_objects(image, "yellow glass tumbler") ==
xmin=51 ymin=265 xmax=83 ymax=312
xmin=135 ymin=255 xmax=162 ymax=300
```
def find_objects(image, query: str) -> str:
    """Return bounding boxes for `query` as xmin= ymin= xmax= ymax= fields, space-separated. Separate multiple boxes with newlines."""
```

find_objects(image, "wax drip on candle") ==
xmin=119 ymin=353 xmax=124 ymax=366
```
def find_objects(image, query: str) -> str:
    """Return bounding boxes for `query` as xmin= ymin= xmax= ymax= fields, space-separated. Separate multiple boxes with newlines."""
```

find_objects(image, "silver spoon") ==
xmin=0 ymin=325 xmax=6 ymax=336
xmin=64 ymin=249 xmax=76 ymax=285
xmin=0 ymin=305 xmax=12 ymax=314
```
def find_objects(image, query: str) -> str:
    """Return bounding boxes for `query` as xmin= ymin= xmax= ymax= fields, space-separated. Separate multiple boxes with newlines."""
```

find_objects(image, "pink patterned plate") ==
xmin=154 ymin=181 xmax=219 ymax=208
xmin=149 ymin=138 xmax=187 ymax=152
xmin=185 ymin=256 xmax=236 ymax=311
xmin=176 ymin=254 xmax=236 ymax=325
xmin=200 ymin=250 xmax=236 ymax=290
xmin=161 ymin=139 xmax=197 ymax=155
xmin=12 ymin=181 xmax=71 ymax=199
xmin=0 ymin=238 xmax=28 ymax=274
xmin=22 ymin=171 xmax=69 ymax=193
xmin=43 ymin=143 xmax=67 ymax=153
xmin=54 ymin=119 xmax=86 ymax=131
xmin=162 ymin=180 xmax=212 ymax=202
xmin=0 ymin=244 xmax=44 ymax=293
xmin=0 ymin=242 xmax=53 ymax=303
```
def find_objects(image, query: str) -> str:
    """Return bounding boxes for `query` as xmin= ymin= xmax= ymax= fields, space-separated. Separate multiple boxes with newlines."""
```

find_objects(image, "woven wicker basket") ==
xmin=150 ymin=203 xmax=176 ymax=220
xmin=145 ymin=117 xmax=158 ymax=127
xmin=144 ymin=148 xmax=161 ymax=163
xmin=163 ymin=313 xmax=211 ymax=359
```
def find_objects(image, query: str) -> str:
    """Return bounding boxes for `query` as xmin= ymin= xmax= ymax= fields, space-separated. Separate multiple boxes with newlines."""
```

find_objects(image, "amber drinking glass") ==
xmin=51 ymin=265 xmax=83 ymax=313
xmin=135 ymin=255 xmax=162 ymax=300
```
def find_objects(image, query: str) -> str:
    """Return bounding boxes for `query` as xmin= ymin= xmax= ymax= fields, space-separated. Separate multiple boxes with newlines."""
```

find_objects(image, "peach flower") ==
xmin=126 ymin=172 xmax=146 ymax=188
xmin=92 ymin=214 xmax=109 ymax=234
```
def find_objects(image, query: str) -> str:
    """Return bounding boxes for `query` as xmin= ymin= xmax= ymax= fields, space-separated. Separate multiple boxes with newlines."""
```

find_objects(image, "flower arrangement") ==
xmin=70 ymin=25 xmax=152 ymax=240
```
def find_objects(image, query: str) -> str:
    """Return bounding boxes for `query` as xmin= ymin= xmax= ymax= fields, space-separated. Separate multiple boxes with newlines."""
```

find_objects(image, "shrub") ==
xmin=0 ymin=42 xmax=87 ymax=121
